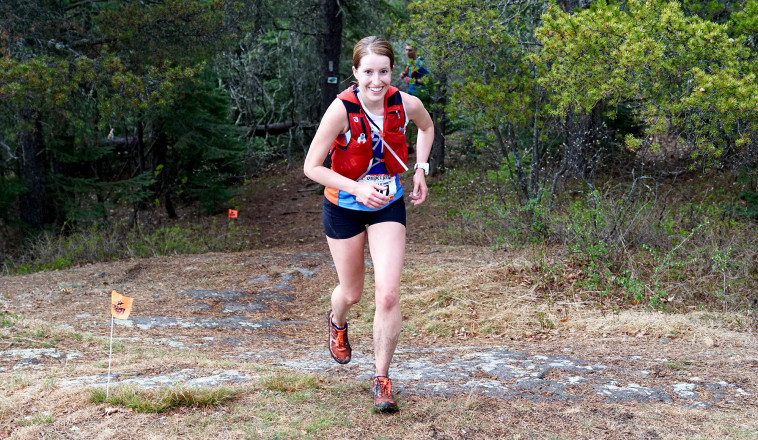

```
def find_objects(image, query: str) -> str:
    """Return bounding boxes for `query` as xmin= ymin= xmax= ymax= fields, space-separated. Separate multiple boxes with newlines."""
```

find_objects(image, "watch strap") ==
xmin=414 ymin=162 xmax=429 ymax=176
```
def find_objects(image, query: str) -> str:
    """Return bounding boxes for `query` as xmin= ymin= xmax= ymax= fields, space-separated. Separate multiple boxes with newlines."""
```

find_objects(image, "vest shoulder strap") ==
xmin=337 ymin=85 xmax=405 ymax=141
xmin=385 ymin=87 xmax=403 ymax=108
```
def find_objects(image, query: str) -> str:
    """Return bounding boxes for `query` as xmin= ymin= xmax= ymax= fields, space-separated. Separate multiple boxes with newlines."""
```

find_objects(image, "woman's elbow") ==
xmin=303 ymin=157 xmax=322 ymax=181
xmin=420 ymin=124 xmax=434 ymax=137
xmin=303 ymin=163 xmax=315 ymax=180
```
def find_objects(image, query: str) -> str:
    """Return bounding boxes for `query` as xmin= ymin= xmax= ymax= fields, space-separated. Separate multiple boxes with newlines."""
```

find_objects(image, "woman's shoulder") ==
xmin=400 ymin=91 xmax=423 ymax=111
xmin=320 ymin=97 xmax=350 ymax=134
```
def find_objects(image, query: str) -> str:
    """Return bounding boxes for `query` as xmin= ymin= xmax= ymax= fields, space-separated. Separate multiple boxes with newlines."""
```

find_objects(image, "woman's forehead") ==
xmin=357 ymin=52 xmax=392 ymax=69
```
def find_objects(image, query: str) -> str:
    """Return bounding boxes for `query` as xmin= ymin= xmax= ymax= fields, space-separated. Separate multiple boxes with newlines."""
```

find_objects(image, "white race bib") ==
xmin=357 ymin=173 xmax=397 ymax=202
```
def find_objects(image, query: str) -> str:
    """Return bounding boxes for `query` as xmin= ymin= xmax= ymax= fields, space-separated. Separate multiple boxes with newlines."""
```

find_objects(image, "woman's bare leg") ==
xmin=366 ymin=221 xmax=406 ymax=377
xmin=327 ymin=231 xmax=367 ymax=327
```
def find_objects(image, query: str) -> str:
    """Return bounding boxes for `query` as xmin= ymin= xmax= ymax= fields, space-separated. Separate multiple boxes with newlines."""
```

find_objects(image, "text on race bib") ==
xmin=356 ymin=174 xmax=397 ymax=203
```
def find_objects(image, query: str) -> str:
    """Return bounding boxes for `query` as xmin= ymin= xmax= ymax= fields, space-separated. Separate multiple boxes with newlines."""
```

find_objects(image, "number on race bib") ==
xmin=357 ymin=174 xmax=397 ymax=202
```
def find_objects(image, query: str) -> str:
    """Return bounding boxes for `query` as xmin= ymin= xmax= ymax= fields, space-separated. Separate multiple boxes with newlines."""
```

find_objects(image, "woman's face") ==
xmin=352 ymin=52 xmax=393 ymax=106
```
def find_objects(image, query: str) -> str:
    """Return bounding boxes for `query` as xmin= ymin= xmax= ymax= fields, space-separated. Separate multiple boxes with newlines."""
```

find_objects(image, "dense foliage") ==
xmin=0 ymin=0 xmax=240 ymax=231
xmin=1 ymin=0 xmax=756 ymax=311
xmin=0 ymin=0 xmax=404 ymax=234
xmin=537 ymin=0 xmax=758 ymax=169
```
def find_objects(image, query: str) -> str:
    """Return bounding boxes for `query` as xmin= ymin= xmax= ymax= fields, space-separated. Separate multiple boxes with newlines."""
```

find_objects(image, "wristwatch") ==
xmin=414 ymin=162 xmax=429 ymax=176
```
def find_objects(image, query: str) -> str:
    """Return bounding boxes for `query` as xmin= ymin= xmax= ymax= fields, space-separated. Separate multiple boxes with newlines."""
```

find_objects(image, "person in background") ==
xmin=303 ymin=36 xmax=434 ymax=413
xmin=400 ymin=43 xmax=429 ymax=95
xmin=400 ymin=43 xmax=430 ymax=155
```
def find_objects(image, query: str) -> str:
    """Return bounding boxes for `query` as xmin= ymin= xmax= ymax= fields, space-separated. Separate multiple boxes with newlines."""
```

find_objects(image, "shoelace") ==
xmin=375 ymin=378 xmax=392 ymax=397
xmin=333 ymin=326 xmax=347 ymax=347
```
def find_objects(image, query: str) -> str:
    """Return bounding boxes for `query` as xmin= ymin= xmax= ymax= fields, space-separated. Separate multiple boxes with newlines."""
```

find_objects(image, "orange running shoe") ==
xmin=371 ymin=376 xmax=398 ymax=413
xmin=327 ymin=310 xmax=351 ymax=364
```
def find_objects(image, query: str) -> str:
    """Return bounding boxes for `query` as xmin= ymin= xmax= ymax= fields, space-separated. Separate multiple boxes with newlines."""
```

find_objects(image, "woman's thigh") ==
xmin=327 ymin=231 xmax=367 ymax=295
xmin=366 ymin=221 xmax=406 ymax=300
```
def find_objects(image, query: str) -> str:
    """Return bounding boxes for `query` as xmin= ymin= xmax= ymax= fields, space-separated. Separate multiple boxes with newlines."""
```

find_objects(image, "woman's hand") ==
xmin=409 ymin=169 xmax=428 ymax=206
xmin=355 ymin=183 xmax=391 ymax=209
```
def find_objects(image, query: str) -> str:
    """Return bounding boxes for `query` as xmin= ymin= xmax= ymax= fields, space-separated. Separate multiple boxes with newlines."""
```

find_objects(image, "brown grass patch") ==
xmin=2 ymin=240 xmax=756 ymax=439
xmin=5 ymin=375 xmax=757 ymax=439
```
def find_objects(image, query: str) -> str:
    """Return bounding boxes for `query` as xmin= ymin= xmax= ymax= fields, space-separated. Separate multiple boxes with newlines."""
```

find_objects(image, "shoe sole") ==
xmin=373 ymin=402 xmax=398 ymax=413
xmin=327 ymin=310 xmax=351 ymax=364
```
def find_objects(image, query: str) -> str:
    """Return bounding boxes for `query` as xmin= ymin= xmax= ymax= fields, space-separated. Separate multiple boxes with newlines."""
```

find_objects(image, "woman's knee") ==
xmin=374 ymin=287 xmax=399 ymax=311
xmin=336 ymin=283 xmax=363 ymax=305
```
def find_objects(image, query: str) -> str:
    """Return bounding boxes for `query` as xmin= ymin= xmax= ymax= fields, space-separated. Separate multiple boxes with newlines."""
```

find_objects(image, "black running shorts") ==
xmin=322 ymin=197 xmax=406 ymax=239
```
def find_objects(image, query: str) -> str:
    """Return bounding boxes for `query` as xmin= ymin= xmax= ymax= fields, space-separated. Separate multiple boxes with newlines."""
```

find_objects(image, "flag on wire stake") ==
xmin=228 ymin=208 xmax=238 ymax=219
xmin=107 ymin=290 xmax=133 ymax=399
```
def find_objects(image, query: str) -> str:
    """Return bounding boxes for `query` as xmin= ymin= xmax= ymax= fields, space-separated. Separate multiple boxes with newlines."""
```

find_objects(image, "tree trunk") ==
xmin=137 ymin=120 xmax=147 ymax=174
xmin=429 ymin=74 xmax=447 ymax=175
xmin=508 ymin=124 xmax=530 ymax=201
xmin=530 ymin=92 xmax=542 ymax=199
xmin=132 ymin=119 xmax=148 ymax=217
xmin=564 ymin=111 xmax=592 ymax=179
xmin=320 ymin=0 xmax=343 ymax=114
xmin=19 ymin=108 xmax=46 ymax=229
xmin=150 ymin=129 xmax=176 ymax=218
xmin=561 ymin=0 xmax=591 ymax=12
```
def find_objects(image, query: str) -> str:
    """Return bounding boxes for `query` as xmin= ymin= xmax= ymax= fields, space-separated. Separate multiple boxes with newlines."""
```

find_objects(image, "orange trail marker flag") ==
xmin=107 ymin=290 xmax=134 ymax=398
xmin=111 ymin=290 xmax=134 ymax=320
xmin=228 ymin=208 xmax=238 ymax=219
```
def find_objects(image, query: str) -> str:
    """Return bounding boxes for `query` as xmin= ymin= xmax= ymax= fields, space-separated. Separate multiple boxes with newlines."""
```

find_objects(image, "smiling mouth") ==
xmin=368 ymin=86 xmax=383 ymax=93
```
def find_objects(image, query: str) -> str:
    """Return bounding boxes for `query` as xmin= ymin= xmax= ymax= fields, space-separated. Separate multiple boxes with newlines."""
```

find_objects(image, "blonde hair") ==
xmin=352 ymin=36 xmax=395 ymax=69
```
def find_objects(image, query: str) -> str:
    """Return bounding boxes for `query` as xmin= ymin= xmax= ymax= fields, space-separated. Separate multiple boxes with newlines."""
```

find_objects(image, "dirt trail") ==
xmin=2 ymin=244 xmax=755 ymax=408
xmin=1 ymin=169 xmax=757 ymax=439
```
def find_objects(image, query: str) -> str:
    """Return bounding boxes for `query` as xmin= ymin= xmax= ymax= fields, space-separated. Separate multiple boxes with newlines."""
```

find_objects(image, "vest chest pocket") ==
xmin=330 ymin=137 xmax=373 ymax=181
xmin=381 ymin=131 xmax=408 ymax=174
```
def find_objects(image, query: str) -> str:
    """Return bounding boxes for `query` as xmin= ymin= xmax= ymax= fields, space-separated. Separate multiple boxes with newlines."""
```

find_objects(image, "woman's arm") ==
xmin=303 ymin=98 xmax=393 ymax=209
xmin=401 ymin=92 xmax=434 ymax=206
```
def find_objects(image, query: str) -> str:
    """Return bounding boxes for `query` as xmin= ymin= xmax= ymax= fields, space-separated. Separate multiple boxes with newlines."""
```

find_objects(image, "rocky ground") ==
xmin=2 ymin=247 xmax=755 ymax=408
xmin=1 ymin=169 xmax=756 ymax=439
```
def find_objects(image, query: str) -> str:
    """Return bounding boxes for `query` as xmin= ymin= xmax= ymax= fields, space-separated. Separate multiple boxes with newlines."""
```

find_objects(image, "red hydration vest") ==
xmin=329 ymin=85 xmax=408 ymax=180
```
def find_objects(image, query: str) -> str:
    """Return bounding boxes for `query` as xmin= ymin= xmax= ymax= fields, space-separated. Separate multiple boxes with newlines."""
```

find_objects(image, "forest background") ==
xmin=1 ymin=0 xmax=757 ymax=315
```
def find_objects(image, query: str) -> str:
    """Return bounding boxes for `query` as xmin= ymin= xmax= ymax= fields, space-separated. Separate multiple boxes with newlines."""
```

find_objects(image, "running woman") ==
xmin=304 ymin=36 xmax=433 ymax=413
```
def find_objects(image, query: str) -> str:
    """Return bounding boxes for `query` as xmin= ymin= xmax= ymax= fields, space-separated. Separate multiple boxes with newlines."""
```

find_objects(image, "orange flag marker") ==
xmin=107 ymin=290 xmax=134 ymax=398
xmin=110 ymin=290 xmax=133 ymax=320
xmin=228 ymin=208 xmax=238 ymax=218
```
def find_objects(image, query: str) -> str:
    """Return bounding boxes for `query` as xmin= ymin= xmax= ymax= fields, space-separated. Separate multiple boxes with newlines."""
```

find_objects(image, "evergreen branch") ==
xmin=64 ymin=0 xmax=110 ymax=11
xmin=1 ymin=139 xmax=17 ymax=162
xmin=271 ymin=23 xmax=321 ymax=37
xmin=246 ymin=121 xmax=316 ymax=138
xmin=71 ymin=37 xmax=115 ymax=48
xmin=43 ymin=38 xmax=84 ymax=57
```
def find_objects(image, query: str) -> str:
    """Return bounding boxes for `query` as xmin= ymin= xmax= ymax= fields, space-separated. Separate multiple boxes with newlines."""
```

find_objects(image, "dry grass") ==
xmin=312 ymin=244 xmax=756 ymax=351
xmin=89 ymin=384 xmax=238 ymax=413
xmin=3 ymin=374 xmax=757 ymax=439
xmin=426 ymin=169 xmax=758 ymax=314
xmin=398 ymin=252 xmax=755 ymax=346
xmin=2 ymin=325 xmax=755 ymax=438
xmin=2 ymin=243 xmax=756 ymax=439
xmin=578 ymin=310 xmax=756 ymax=346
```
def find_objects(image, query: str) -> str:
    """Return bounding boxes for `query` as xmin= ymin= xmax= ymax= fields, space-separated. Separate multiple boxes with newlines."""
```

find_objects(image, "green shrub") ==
xmin=433 ymin=168 xmax=758 ymax=311
xmin=2 ymin=218 xmax=253 ymax=275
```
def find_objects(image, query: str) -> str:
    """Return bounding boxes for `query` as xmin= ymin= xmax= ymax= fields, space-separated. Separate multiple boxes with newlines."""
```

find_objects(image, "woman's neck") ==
xmin=364 ymin=103 xmax=384 ymax=116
